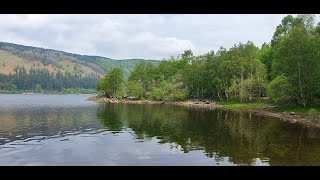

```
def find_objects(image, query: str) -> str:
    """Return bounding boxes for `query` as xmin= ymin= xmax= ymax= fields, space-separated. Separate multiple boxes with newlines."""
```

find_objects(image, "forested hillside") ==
xmin=68 ymin=53 xmax=159 ymax=79
xmin=0 ymin=41 xmax=159 ymax=93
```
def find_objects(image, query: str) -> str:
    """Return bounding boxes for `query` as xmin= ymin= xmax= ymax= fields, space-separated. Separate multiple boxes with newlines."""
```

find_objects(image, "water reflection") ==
xmin=1 ymin=94 xmax=320 ymax=165
xmin=97 ymin=103 xmax=320 ymax=166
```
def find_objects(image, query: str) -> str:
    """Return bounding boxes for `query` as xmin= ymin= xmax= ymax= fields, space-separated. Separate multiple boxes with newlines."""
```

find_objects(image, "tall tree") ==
xmin=97 ymin=68 xmax=124 ymax=98
xmin=272 ymin=26 xmax=319 ymax=106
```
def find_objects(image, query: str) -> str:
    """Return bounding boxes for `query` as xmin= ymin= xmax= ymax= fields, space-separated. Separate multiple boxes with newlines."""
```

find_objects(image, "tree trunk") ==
xmin=298 ymin=62 xmax=306 ymax=107
xmin=240 ymin=73 xmax=243 ymax=102
xmin=218 ymin=92 xmax=222 ymax=100
xmin=250 ymin=64 xmax=253 ymax=102
xmin=257 ymin=66 xmax=261 ymax=101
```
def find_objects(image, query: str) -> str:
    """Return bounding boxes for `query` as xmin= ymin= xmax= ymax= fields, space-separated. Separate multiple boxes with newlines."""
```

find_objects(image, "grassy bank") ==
xmin=273 ymin=104 xmax=320 ymax=116
xmin=217 ymin=100 xmax=271 ymax=111
xmin=217 ymin=100 xmax=320 ymax=117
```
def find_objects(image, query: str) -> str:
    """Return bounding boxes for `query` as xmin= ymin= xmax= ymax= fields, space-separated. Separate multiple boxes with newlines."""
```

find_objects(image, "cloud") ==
xmin=0 ymin=14 xmax=316 ymax=60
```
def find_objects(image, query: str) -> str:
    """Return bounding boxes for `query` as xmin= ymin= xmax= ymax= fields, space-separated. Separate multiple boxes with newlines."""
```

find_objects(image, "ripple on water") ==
xmin=2 ymin=94 xmax=320 ymax=166
xmin=27 ymin=133 xmax=43 ymax=136
xmin=0 ymin=146 xmax=16 ymax=149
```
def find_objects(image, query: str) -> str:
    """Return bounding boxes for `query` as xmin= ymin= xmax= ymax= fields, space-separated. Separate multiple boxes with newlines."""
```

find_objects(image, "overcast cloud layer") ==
xmin=0 ymin=14 xmax=317 ymax=60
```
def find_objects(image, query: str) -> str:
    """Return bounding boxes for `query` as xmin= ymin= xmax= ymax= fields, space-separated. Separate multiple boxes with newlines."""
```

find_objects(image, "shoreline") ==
xmin=87 ymin=96 xmax=320 ymax=128
xmin=87 ymin=95 xmax=223 ymax=109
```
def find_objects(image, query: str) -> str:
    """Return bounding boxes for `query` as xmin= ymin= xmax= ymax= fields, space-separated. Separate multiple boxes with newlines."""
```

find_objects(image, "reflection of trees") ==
xmin=0 ymin=106 xmax=100 ymax=145
xmin=96 ymin=104 xmax=320 ymax=166
xmin=96 ymin=104 xmax=124 ymax=132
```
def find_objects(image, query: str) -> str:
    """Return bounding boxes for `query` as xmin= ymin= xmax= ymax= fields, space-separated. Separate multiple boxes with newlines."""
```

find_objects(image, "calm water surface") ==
xmin=1 ymin=94 xmax=320 ymax=166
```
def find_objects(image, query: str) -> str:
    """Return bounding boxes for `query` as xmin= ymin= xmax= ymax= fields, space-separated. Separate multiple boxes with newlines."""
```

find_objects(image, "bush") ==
xmin=268 ymin=74 xmax=293 ymax=105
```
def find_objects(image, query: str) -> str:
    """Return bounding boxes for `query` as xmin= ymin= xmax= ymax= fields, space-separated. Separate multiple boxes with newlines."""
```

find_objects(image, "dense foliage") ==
xmin=97 ymin=14 xmax=320 ymax=107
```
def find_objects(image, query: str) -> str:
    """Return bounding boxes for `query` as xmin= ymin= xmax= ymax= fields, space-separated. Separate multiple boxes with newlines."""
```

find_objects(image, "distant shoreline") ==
xmin=0 ymin=93 xmax=97 ymax=95
xmin=88 ymin=95 xmax=320 ymax=128
xmin=0 ymin=92 xmax=97 ymax=95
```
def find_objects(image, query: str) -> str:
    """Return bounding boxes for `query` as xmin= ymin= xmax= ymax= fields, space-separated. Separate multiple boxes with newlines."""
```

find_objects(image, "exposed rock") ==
xmin=291 ymin=119 xmax=297 ymax=123
xmin=194 ymin=101 xmax=199 ymax=104
xmin=290 ymin=112 xmax=296 ymax=115
xmin=127 ymin=96 xmax=136 ymax=100
xmin=205 ymin=100 xmax=210 ymax=104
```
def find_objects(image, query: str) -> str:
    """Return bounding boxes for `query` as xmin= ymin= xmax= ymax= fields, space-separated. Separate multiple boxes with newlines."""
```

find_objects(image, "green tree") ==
xmin=272 ymin=26 xmax=319 ymax=106
xmin=125 ymin=80 xmax=144 ymax=99
xmin=268 ymin=74 xmax=293 ymax=105
xmin=259 ymin=43 xmax=272 ymax=80
xmin=181 ymin=49 xmax=193 ymax=59
xmin=166 ymin=72 xmax=189 ymax=101
xmin=97 ymin=68 xmax=124 ymax=98
xmin=35 ymin=84 xmax=43 ymax=93
xmin=271 ymin=15 xmax=304 ymax=46
xmin=146 ymin=78 xmax=169 ymax=101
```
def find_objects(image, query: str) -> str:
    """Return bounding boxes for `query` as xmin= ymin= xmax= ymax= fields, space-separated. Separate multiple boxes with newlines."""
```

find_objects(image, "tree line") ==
xmin=0 ymin=66 xmax=100 ymax=93
xmin=97 ymin=15 xmax=320 ymax=107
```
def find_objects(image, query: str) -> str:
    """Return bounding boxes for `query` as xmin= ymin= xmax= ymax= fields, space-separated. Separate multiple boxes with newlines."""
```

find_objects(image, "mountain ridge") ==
xmin=0 ymin=41 xmax=159 ymax=78
xmin=0 ymin=41 xmax=160 ymax=62
xmin=0 ymin=41 xmax=159 ymax=92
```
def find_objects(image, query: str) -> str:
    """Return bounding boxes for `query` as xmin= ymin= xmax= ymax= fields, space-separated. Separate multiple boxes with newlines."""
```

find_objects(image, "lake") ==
xmin=0 ymin=94 xmax=320 ymax=166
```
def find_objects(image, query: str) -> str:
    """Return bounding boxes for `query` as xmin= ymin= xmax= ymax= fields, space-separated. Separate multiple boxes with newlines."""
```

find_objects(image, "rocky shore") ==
xmin=87 ymin=96 xmax=221 ymax=109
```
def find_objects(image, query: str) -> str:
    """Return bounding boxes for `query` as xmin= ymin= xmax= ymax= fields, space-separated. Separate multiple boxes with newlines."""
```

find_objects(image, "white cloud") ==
xmin=127 ymin=32 xmax=194 ymax=59
xmin=0 ymin=14 xmax=317 ymax=60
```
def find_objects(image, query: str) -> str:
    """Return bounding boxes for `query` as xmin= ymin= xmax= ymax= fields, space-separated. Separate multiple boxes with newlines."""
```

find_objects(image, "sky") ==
xmin=0 ymin=14 xmax=317 ymax=60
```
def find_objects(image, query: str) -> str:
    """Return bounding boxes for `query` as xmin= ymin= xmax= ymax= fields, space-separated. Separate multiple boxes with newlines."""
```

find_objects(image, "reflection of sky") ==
xmin=0 ymin=130 xmax=270 ymax=166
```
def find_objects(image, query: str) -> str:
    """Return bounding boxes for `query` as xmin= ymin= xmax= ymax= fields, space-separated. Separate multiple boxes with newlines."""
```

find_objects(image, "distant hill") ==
xmin=0 ymin=41 xmax=159 ymax=92
xmin=0 ymin=41 xmax=159 ymax=78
